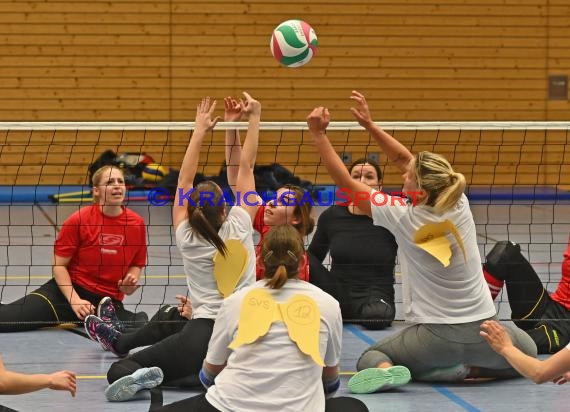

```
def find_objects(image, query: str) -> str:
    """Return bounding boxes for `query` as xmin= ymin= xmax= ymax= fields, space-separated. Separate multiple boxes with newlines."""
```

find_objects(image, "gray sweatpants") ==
xmin=356 ymin=315 xmax=537 ymax=381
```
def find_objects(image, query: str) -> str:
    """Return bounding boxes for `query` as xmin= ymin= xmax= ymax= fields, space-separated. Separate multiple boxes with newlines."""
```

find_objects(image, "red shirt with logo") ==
xmin=253 ymin=205 xmax=309 ymax=282
xmin=54 ymin=205 xmax=147 ymax=300
xmin=551 ymin=240 xmax=570 ymax=311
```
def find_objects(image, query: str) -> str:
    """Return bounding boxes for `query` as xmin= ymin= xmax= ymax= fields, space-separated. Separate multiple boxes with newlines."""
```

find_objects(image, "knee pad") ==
xmin=359 ymin=298 xmax=394 ymax=330
xmin=484 ymin=240 xmax=525 ymax=281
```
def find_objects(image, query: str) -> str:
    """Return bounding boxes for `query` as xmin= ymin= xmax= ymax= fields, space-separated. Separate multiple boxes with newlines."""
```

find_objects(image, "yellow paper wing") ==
xmin=280 ymin=294 xmax=325 ymax=366
xmin=213 ymin=239 xmax=249 ymax=298
xmin=414 ymin=220 xmax=467 ymax=267
xmin=228 ymin=289 xmax=277 ymax=350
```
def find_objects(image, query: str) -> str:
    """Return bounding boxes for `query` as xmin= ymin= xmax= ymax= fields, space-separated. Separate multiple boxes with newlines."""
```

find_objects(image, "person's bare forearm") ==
xmin=53 ymin=265 xmax=76 ymax=303
xmin=0 ymin=370 xmax=51 ymax=395
xmin=366 ymin=123 xmax=414 ymax=173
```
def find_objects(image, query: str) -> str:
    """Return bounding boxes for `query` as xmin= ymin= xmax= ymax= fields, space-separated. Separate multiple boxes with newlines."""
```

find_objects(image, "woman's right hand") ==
xmin=70 ymin=297 xmax=95 ymax=320
xmin=48 ymin=370 xmax=77 ymax=397
xmin=224 ymin=96 xmax=243 ymax=122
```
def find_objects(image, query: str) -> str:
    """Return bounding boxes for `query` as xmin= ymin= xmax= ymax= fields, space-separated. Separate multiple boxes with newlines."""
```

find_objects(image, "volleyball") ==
xmin=270 ymin=19 xmax=318 ymax=67
xmin=142 ymin=163 xmax=168 ymax=183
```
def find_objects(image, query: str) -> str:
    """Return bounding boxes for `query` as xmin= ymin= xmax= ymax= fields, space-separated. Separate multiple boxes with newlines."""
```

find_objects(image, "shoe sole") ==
xmin=348 ymin=365 xmax=411 ymax=394
xmin=97 ymin=297 xmax=112 ymax=319
xmin=105 ymin=367 xmax=164 ymax=402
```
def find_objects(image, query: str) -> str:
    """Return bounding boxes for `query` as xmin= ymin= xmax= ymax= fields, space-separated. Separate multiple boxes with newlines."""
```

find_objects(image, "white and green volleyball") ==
xmin=270 ymin=20 xmax=318 ymax=67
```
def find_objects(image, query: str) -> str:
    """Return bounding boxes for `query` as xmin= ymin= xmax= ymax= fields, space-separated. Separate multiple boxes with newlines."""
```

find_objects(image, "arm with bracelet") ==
xmin=199 ymin=361 xmax=226 ymax=389
xmin=322 ymin=365 xmax=340 ymax=398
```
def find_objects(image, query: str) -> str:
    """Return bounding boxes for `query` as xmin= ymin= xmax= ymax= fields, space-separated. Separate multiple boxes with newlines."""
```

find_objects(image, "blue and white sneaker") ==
xmin=97 ymin=296 xmax=125 ymax=333
xmin=348 ymin=365 xmax=411 ymax=394
xmin=105 ymin=367 xmax=164 ymax=402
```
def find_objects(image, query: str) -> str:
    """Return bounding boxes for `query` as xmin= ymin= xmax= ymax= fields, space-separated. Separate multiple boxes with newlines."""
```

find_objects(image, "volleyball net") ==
xmin=0 ymin=121 xmax=569 ymax=327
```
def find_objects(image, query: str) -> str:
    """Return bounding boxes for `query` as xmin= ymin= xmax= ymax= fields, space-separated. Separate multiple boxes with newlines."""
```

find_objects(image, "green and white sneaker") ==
xmin=348 ymin=365 xmax=411 ymax=394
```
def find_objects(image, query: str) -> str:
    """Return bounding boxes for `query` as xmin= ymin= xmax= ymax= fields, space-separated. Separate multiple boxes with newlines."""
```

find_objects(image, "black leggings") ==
xmin=108 ymin=318 xmax=214 ymax=387
xmin=309 ymin=253 xmax=395 ymax=330
xmin=150 ymin=393 xmax=370 ymax=412
xmin=0 ymin=278 xmax=142 ymax=332
xmin=115 ymin=305 xmax=187 ymax=354
xmin=484 ymin=241 xmax=570 ymax=353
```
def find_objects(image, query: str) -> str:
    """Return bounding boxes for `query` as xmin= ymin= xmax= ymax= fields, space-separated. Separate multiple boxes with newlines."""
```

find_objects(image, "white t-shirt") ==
xmin=175 ymin=206 xmax=256 ymax=319
xmin=371 ymin=192 xmax=496 ymax=323
xmin=205 ymin=280 xmax=343 ymax=412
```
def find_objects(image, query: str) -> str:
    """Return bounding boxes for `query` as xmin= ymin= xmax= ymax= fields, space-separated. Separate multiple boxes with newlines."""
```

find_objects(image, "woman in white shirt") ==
xmin=306 ymin=91 xmax=537 ymax=394
xmin=102 ymin=96 xmax=256 ymax=402
xmin=152 ymin=225 xmax=368 ymax=412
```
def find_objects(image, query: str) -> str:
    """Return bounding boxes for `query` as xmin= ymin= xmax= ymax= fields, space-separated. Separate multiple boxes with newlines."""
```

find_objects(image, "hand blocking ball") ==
xmin=270 ymin=20 xmax=318 ymax=67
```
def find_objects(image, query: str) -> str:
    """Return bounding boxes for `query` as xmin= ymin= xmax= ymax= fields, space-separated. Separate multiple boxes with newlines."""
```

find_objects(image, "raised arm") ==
xmin=235 ymin=92 xmax=263 ymax=220
xmin=350 ymin=90 xmax=414 ymax=173
xmin=224 ymin=97 xmax=244 ymax=195
xmin=173 ymin=97 xmax=220 ymax=228
xmin=307 ymin=107 xmax=373 ymax=217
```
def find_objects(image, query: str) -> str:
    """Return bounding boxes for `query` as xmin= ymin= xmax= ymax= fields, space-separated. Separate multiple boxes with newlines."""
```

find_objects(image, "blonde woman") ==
xmin=0 ymin=165 xmax=147 ymax=332
xmin=306 ymin=91 xmax=537 ymax=394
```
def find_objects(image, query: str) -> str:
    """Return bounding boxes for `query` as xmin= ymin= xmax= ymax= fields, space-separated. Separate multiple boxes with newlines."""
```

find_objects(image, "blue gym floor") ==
xmin=1 ymin=201 xmax=569 ymax=411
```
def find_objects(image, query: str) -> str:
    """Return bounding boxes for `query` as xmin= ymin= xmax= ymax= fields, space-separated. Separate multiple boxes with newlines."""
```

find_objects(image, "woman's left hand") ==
xmin=480 ymin=320 xmax=513 ymax=355
xmin=306 ymin=107 xmax=330 ymax=137
xmin=118 ymin=273 xmax=140 ymax=295
xmin=175 ymin=294 xmax=193 ymax=319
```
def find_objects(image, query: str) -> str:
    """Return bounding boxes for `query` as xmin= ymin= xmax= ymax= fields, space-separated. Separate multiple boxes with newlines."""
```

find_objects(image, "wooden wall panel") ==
xmin=0 ymin=0 xmax=568 ymax=187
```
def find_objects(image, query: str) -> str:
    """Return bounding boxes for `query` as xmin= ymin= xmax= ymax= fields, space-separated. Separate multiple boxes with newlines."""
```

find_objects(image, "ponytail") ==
xmin=260 ymin=225 xmax=305 ymax=290
xmin=188 ymin=181 xmax=228 ymax=257
xmin=265 ymin=265 xmax=288 ymax=289
xmin=434 ymin=171 xmax=466 ymax=214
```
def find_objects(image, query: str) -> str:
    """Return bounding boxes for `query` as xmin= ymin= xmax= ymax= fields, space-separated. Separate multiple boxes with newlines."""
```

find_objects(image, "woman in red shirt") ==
xmin=0 ymin=165 xmax=147 ymax=332
xmin=224 ymin=96 xmax=314 ymax=281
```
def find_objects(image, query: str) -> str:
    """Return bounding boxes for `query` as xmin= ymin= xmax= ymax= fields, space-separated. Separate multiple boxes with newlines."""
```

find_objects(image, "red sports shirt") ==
xmin=54 ymin=205 xmax=147 ymax=300
xmin=551 ymin=240 xmax=570 ymax=310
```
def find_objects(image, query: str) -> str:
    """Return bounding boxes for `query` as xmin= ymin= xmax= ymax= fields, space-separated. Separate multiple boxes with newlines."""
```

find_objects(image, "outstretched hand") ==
xmin=195 ymin=97 xmax=220 ymax=132
xmin=479 ymin=320 xmax=513 ymax=355
xmin=349 ymin=90 xmax=374 ymax=129
xmin=48 ymin=370 xmax=77 ymax=397
xmin=306 ymin=107 xmax=330 ymax=137
xmin=239 ymin=92 xmax=261 ymax=117
xmin=224 ymin=97 xmax=243 ymax=122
